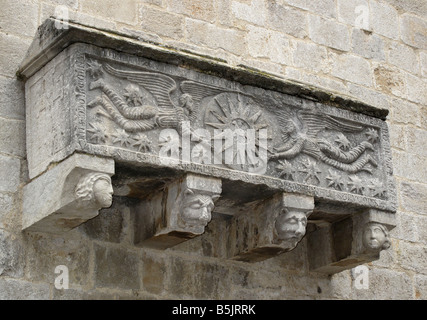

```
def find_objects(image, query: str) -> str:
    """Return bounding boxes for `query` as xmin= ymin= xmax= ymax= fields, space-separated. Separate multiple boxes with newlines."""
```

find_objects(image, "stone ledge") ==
xmin=17 ymin=18 xmax=388 ymax=120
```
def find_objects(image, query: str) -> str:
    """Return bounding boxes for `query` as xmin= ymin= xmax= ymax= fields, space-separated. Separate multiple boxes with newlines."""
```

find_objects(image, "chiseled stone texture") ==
xmin=0 ymin=0 xmax=426 ymax=300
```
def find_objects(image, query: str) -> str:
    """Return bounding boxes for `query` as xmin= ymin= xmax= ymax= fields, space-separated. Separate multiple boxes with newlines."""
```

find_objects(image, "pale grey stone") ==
xmin=399 ymin=181 xmax=427 ymax=215
xmin=351 ymin=28 xmax=385 ymax=61
xmin=0 ymin=76 xmax=25 ymax=120
xmin=287 ymin=0 xmax=336 ymax=18
xmin=231 ymin=0 xmax=266 ymax=26
xmin=0 ymin=278 xmax=50 ymax=300
xmin=420 ymin=51 xmax=427 ymax=77
xmin=337 ymin=0 xmax=370 ymax=29
xmin=370 ymin=0 xmax=399 ymax=40
xmin=186 ymin=18 xmax=246 ymax=56
xmin=390 ymin=98 xmax=421 ymax=126
xmin=308 ymin=14 xmax=351 ymax=51
xmin=139 ymin=5 xmax=184 ymax=38
xmin=0 ymin=33 xmax=31 ymax=77
xmin=383 ymin=0 xmax=427 ymax=16
xmin=293 ymin=41 xmax=329 ymax=73
xmin=22 ymin=153 xmax=115 ymax=233
xmin=134 ymin=174 xmax=221 ymax=249
xmin=414 ymin=274 xmax=427 ymax=299
xmin=0 ymin=155 xmax=20 ymax=193
xmin=353 ymin=268 xmax=413 ymax=299
xmin=0 ymin=0 xmax=39 ymax=38
xmin=330 ymin=52 xmax=373 ymax=86
xmin=406 ymin=73 xmax=427 ymax=106
xmin=266 ymin=1 xmax=307 ymax=38
xmin=0 ymin=229 xmax=24 ymax=278
xmin=406 ymin=127 xmax=427 ymax=157
xmin=400 ymin=13 xmax=427 ymax=49
xmin=392 ymin=150 xmax=427 ymax=184
xmin=388 ymin=42 xmax=420 ymax=75
xmin=0 ymin=118 xmax=25 ymax=157
xmin=398 ymin=241 xmax=427 ymax=274
xmin=246 ymin=25 xmax=292 ymax=64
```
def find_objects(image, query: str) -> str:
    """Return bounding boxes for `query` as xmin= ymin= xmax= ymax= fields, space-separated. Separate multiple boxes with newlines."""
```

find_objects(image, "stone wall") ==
xmin=0 ymin=0 xmax=426 ymax=299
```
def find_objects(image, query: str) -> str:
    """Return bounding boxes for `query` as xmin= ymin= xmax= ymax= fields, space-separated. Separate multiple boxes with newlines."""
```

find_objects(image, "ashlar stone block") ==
xmin=22 ymin=153 xmax=115 ymax=233
xmin=133 ymin=173 xmax=222 ymax=249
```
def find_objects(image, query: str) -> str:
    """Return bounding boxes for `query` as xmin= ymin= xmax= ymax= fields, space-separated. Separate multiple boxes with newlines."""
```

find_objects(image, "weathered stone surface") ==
xmin=308 ymin=15 xmax=350 ymax=51
xmin=0 ymin=229 xmax=24 ymax=278
xmin=308 ymin=209 xmax=395 ymax=274
xmin=266 ymin=1 xmax=307 ymax=38
xmin=19 ymin=20 xmax=396 ymax=215
xmin=166 ymin=255 xmax=230 ymax=299
xmin=168 ymin=0 xmax=216 ymax=23
xmin=352 ymin=268 xmax=413 ymax=299
xmin=0 ymin=118 xmax=25 ymax=157
xmin=133 ymin=174 xmax=221 ymax=249
xmin=421 ymin=52 xmax=427 ymax=78
xmin=231 ymin=0 xmax=266 ymax=26
xmin=80 ymin=198 xmax=127 ymax=243
xmin=228 ymin=192 xmax=314 ymax=262
xmin=247 ymin=25 xmax=292 ymax=64
xmin=81 ymin=0 xmax=138 ymax=24
xmin=293 ymin=41 xmax=329 ymax=73
xmin=384 ymin=0 xmax=427 ymax=16
xmin=406 ymin=73 xmax=427 ymax=105
xmin=139 ymin=5 xmax=184 ymax=38
xmin=398 ymin=242 xmax=427 ymax=274
xmin=414 ymin=274 xmax=427 ymax=299
xmin=25 ymin=231 xmax=91 ymax=285
xmin=351 ymin=29 xmax=385 ymax=61
xmin=0 ymin=76 xmax=25 ymax=120
xmin=0 ymin=0 xmax=39 ymax=38
xmin=0 ymin=33 xmax=31 ymax=77
xmin=399 ymin=181 xmax=427 ymax=215
xmin=337 ymin=0 xmax=369 ymax=29
xmin=0 ymin=278 xmax=50 ymax=300
xmin=22 ymin=153 xmax=115 ymax=233
xmin=330 ymin=52 xmax=373 ymax=86
xmin=370 ymin=1 xmax=399 ymax=40
xmin=373 ymin=64 xmax=406 ymax=98
xmin=0 ymin=155 xmax=20 ymax=193
xmin=388 ymin=42 xmax=419 ymax=75
xmin=400 ymin=13 xmax=427 ymax=49
xmin=141 ymin=251 xmax=167 ymax=294
xmin=10 ymin=15 xmax=414 ymax=298
xmin=186 ymin=18 xmax=246 ymax=56
xmin=93 ymin=242 xmax=140 ymax=289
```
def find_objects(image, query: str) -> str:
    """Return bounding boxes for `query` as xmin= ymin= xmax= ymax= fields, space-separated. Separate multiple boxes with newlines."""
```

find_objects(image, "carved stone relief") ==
xmin=133 ymin=173 xmax=222 ymax=250
xmin=229 ymin=193 xmax=314 ymax=262
xmin=79 ymin=51 xmax=395 ymax=212
xmin=22 ymin=154 xmax=115 ymax=234
xmin=19 ymin=19 xmax=397 ymax=274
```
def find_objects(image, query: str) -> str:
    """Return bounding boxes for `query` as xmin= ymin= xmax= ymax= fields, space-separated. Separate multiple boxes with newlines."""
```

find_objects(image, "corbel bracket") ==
xmin=22 ymin=153 xmax=115 ymax=233
xmin=133 ymin=173 xmax=222 ymax=250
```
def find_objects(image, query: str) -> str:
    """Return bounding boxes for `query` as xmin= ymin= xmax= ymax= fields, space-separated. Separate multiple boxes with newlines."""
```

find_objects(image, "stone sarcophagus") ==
xmin=19 ymin=18 xmax=397 ymax=274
